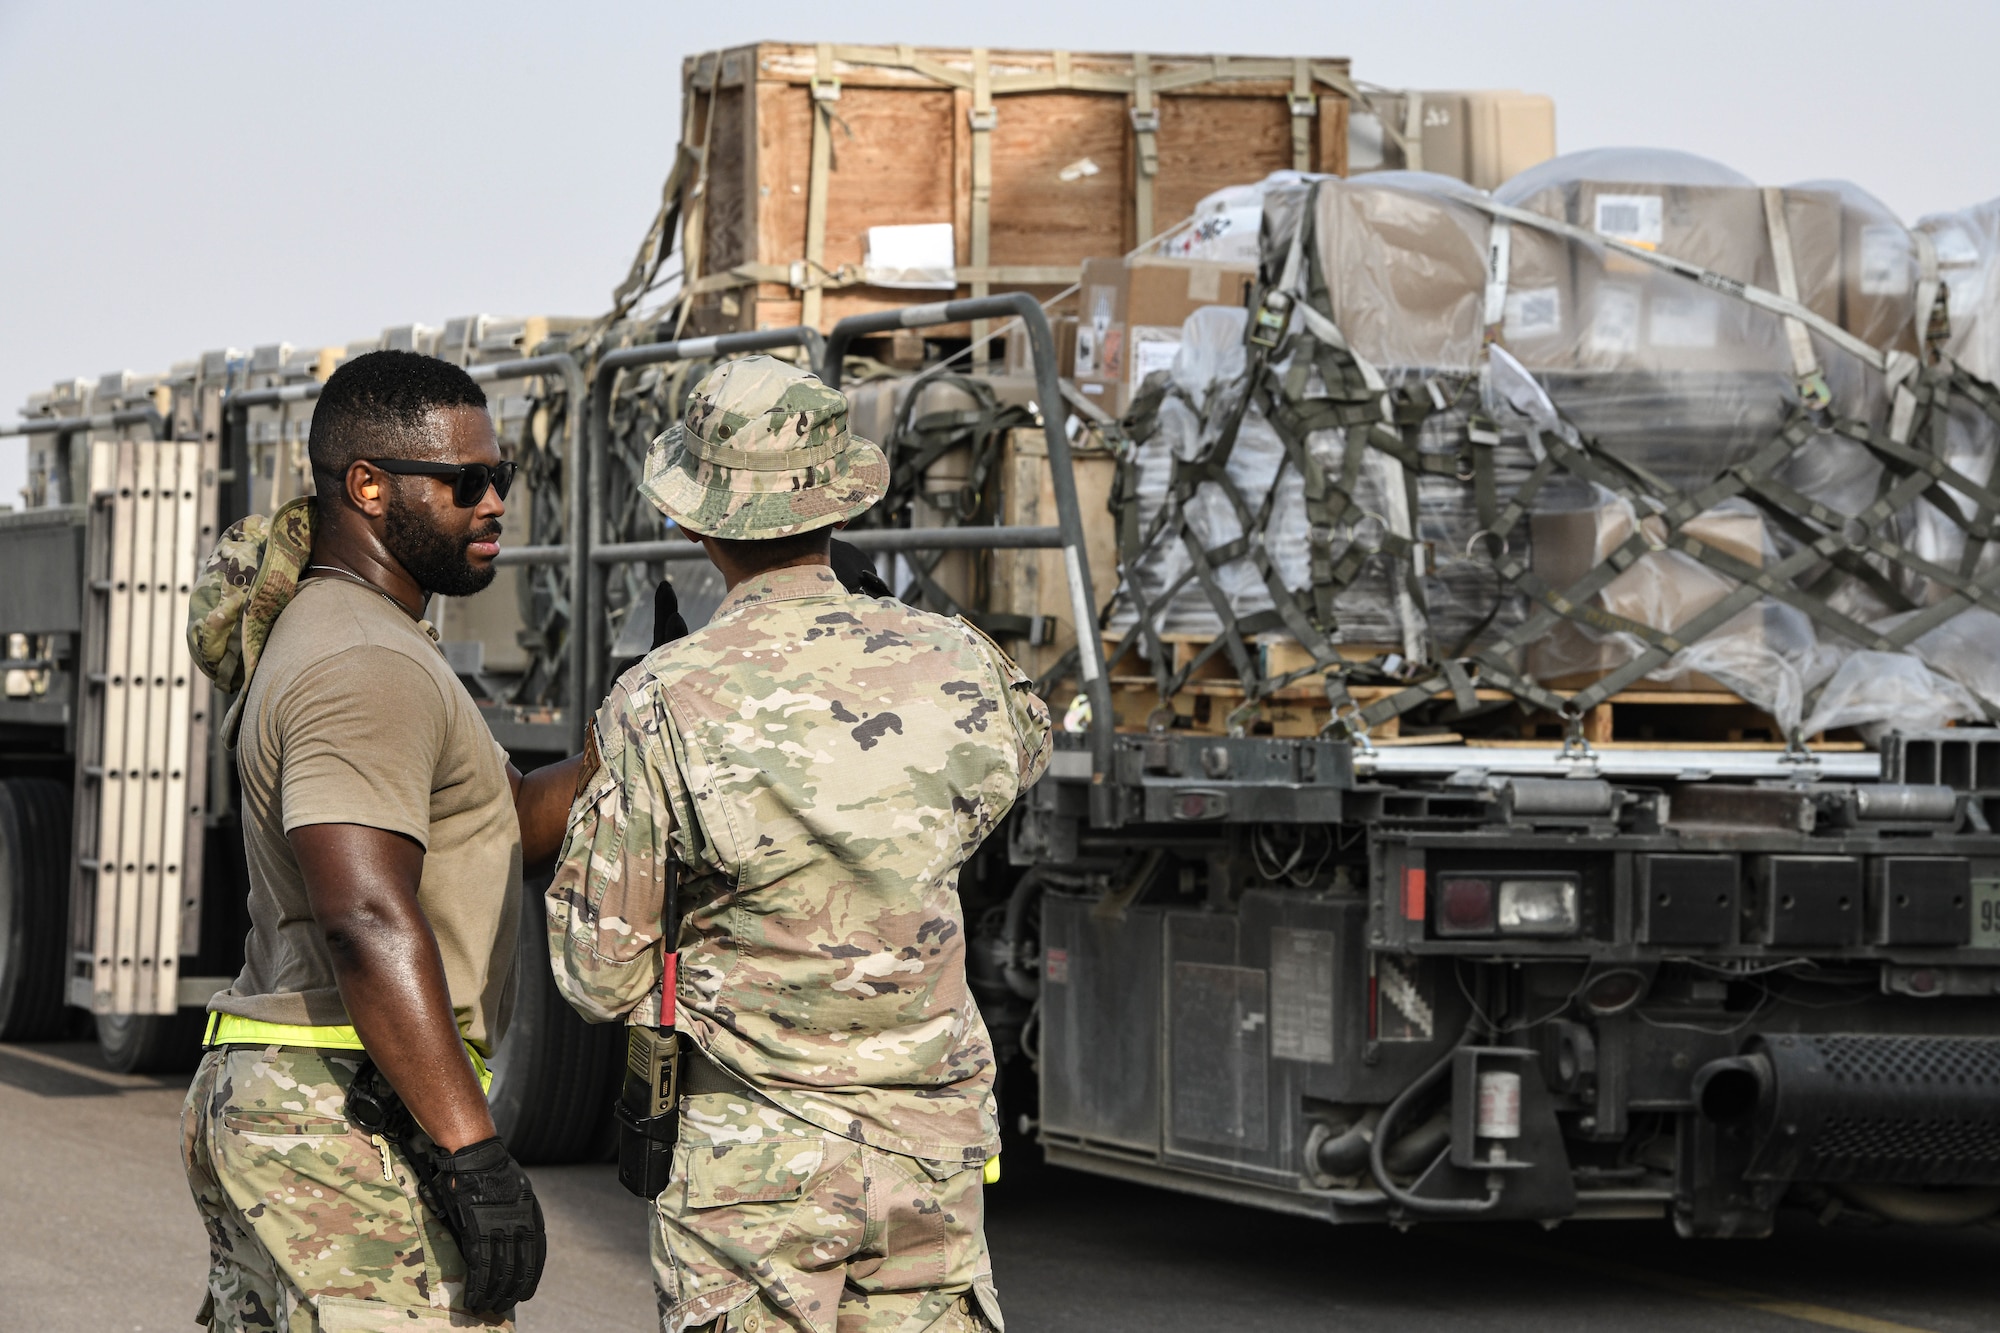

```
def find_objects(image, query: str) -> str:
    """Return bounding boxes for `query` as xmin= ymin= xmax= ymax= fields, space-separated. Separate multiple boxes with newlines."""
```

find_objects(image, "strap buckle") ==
xmin=1328 ymin=701 xmax=1375 ymax=754
xmin=1128 ymin=106 xmax=1160 ymax=135
xmin=810 ymin=75 xmax=841 ymax=103
xmin=967 ymin=107 xmax=997 ymax=132
xmin=1796 ymin=370 xmax=1833 ymax=414
xmin=1287 ymin=92 xmax=1318 ymax=117
xmin=1224 ymin=699 xmax=1262 ymax=738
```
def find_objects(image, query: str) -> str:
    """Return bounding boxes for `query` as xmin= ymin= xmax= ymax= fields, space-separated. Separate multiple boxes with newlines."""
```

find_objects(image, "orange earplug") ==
xmin=361 ymin=484 xmax=380 ymax=500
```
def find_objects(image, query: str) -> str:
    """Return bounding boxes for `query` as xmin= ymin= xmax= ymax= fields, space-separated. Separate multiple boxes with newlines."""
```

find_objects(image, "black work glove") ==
xmin=652 ymin=578 xmax=691 ymax=649
xmin=829 ymin=537 xmax=893 ymax=599
xmin=426 ymin=1136 xmax=548 ymax=1314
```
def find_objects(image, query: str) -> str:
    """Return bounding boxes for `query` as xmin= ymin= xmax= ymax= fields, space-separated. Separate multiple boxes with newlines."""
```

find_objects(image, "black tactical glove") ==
xmin=652 ymin=578 xmax=691 ymax=649
xmin=829 ymin=537 xmax=893 ymax=599
xmin=426 ymin=1136 xmax=548 ymax=1314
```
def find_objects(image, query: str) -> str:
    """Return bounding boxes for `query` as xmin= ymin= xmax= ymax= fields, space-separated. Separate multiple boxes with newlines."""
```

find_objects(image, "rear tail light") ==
xmin=1430 ymin=872 xmax=1584 ymax=938
xmin=1498 ymin=877 xmax=1582 ymax=937
xmin=1435 ymin=877 xmax=1497 ymax=936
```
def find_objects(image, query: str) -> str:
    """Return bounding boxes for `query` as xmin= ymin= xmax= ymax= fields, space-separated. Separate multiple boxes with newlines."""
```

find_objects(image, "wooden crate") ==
xmin=677 ymin=44 xmax=1353 ymax=337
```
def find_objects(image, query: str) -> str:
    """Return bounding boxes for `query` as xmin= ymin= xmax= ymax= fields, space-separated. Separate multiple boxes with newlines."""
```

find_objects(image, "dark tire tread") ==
xmin=487 ymin=873 xmax=623 ymax=1164
xmin=0 ymin=778 xmax=75 ymax=1041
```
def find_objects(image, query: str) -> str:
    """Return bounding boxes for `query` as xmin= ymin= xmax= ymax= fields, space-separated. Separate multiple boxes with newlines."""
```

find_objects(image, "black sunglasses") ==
xmin=366 ymin=457 xmax=518 ymax=507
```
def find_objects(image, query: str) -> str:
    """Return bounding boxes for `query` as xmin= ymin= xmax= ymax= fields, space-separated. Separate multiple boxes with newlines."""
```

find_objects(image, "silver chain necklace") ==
xmin=305 ymin=564 xmax=421 ymax=618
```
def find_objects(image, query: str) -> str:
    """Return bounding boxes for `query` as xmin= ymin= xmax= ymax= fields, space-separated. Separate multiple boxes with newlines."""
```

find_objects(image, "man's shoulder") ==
xmin=643 ymin=592 xmax=951 ymax=659
xmin=257 ymin=584 xmax=450 ymax=700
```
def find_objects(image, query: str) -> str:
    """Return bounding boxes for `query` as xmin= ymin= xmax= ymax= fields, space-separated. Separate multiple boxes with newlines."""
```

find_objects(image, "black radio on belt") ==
xmin=616 ymin=661 xmax=683 ymax=1203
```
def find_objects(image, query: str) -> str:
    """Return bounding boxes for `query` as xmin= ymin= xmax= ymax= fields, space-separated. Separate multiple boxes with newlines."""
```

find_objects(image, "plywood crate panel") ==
xmin=678 ymin=44 xmax=1353 ymax=335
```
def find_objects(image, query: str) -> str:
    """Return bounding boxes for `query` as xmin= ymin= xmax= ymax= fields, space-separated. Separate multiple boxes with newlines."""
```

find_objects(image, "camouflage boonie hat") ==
xmin=639 ymin=356 xmax=887 ymax=540
xmin=185 ymin=495 xmax=314 ymax=742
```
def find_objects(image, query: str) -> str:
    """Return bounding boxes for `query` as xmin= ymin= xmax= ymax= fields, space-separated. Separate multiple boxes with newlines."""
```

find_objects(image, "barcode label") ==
xmin=1593 ymin=193 xmax=1664 ymax=248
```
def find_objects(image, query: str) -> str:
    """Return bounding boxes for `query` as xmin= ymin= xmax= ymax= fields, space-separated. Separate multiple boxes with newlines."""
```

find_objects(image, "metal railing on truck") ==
xmin=0 ymin=298 xmax=1110 ymax=1021
xmin=494 ymin=297 xmax=1116 ymax=796
xmin=224 ymin=353 xmax=592 ymax=749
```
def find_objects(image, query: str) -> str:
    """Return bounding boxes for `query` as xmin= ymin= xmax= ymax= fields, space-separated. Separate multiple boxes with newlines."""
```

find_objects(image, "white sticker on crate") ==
xmin=1593 ymin=193 xmax=1664 ymax=249
xmin=1504 ymin=287 xmax=1562 ymax=340
xmin=1128 ymin=327 xmax=1181 ymax=391
xmin=1587 ymin=284 xmax=1644 ymax=357
xmin=861 ymin=223 xmax=958 ymax=291
xmin=1649 ymin=290 xmax=1721 ymax=348
xmin=1860 ymin=225 xmax=1915 ymax=296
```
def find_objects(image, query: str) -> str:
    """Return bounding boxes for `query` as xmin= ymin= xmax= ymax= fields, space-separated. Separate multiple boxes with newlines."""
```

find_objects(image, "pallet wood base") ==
xmin=1103 ymin=634 xmax=1828 ymax=748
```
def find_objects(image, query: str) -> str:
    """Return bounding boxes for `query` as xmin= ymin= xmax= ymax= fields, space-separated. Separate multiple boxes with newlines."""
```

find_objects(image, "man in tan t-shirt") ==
xmin=180 ymin=350 xmax=586 ymax=1331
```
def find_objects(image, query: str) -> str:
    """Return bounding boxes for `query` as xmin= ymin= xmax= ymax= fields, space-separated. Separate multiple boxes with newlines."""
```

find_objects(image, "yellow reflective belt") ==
xmin=205 ymin=1012 xmax=494 ymax=1093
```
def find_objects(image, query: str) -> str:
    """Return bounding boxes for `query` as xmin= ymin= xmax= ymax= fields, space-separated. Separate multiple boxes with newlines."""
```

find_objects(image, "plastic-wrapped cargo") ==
xmin=1917 ymin=197 xmax=2000 ymax=384
xmin=1105 ymin=151 xmax=2000 ymax=745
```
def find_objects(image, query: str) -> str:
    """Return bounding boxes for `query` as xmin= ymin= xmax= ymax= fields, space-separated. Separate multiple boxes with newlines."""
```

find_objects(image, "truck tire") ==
xmin=95 ymin=1008 xmax=207 ymax=1073
xmin=0 ymin=777 xmax=74 ymax=1041
xmin=487 ymin=872 xmax=622 ymax=1163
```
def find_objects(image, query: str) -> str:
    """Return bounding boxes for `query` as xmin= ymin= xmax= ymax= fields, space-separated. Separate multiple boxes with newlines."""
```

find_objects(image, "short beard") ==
xmin=383 ymin=486 xmax=498 ymax=597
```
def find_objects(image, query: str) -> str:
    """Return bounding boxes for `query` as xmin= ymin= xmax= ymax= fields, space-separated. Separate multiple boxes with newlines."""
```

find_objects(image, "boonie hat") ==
xmin=639 ymin=355 xmax=887 ymax=540
xmin=185 ymin=494 xmax=315 ymax=744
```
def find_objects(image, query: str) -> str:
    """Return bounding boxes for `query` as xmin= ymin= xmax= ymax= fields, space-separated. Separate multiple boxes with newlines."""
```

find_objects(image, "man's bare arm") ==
xmin=293 ymin=822 xmax=494 ymax=1151
xmin=508 ymin=754 xmax=587 ymax=871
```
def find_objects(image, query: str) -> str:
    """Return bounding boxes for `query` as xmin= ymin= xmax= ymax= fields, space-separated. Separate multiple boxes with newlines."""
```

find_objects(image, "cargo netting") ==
xmin=1103 ymin=152 xmax=2000 ymax=747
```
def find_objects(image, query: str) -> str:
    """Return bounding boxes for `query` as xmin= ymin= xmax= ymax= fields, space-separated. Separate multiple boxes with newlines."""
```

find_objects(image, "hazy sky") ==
xmin=5 ymin=1 xmax=1999 ymax=502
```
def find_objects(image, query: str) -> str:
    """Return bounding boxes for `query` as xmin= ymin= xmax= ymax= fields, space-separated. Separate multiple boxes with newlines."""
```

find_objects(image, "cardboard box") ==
xmin=1512 ymin=182 xmax=1844 ymax=375
xmin=1072 ymin=256 xmax=1257 ymax=414
xmin=1464 ymin=92 xmax=1558 ymax=191
xmin=1528 ymin=504 xmax=1766 ymax=690
xmin=989 ymin=427 xmax=1121 ymax=694
xmin=1838 ymin=205 xmax=1922 ymax=355
xmin=1309 ymin=177 xmax=1575 ymax=371
xmin=1003 ymin=315 xmax=1078 ymax=382
xmin=1348 ymin=89 xmax=1556 ymax=190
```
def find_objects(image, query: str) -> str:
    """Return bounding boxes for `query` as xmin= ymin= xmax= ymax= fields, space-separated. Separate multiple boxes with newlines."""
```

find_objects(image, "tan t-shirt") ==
xmin=210 ymin=577 xmax=521 ymax=1051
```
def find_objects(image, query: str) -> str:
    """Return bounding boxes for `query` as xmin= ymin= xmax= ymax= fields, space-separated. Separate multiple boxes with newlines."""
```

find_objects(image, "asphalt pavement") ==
xmin=3 ymin=1038 xmax=1992 ymax=1332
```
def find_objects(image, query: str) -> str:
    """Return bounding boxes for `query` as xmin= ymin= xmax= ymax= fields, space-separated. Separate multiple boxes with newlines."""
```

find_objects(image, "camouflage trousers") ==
xmin=656 ymin=1091 xmax=1003 ymax=1333
xmin=181 ymin=1046 xmax=506 ymax=1331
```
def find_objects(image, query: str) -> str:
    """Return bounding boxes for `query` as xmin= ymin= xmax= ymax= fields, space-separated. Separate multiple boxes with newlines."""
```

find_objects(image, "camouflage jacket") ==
xmin=547 ymin=565 xmax=1051 ymax=1163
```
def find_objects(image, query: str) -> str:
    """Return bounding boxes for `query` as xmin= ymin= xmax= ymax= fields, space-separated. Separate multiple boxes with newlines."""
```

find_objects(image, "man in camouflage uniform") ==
xmin=547 ymin=356 xmax=1050 ymax=1333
